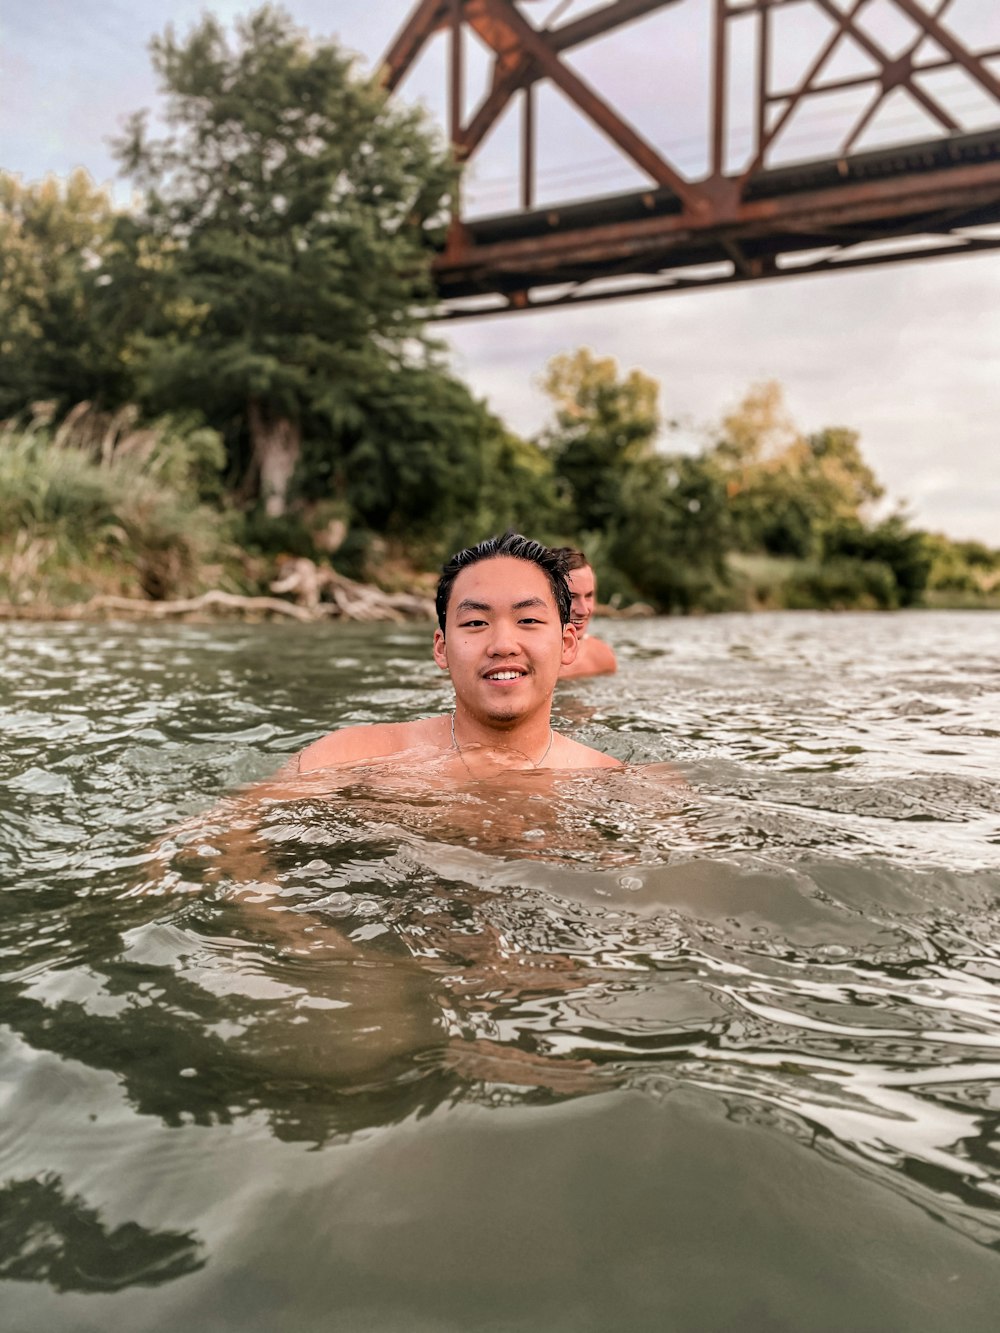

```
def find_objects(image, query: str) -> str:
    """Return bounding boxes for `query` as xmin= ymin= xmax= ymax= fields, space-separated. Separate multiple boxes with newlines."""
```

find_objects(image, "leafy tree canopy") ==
xmin=712 ymin=381 xmax=884 ymax=558
xmin=0 ymin=171 xmax=136 ymax=417
xmin=114 ymin=4 xmax=456 ymax=515
xmin=541 ymin=347 xmax=660 ymax=532
xmin=317 ymin=360 xmax=565 ymax=559
xmin=609 ymin=452 xmax=732 ymax=613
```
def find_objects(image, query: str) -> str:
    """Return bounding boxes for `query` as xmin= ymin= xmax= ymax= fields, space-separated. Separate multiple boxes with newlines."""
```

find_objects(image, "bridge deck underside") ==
xmin=434 ymin=130 xmax=1000 ymax=316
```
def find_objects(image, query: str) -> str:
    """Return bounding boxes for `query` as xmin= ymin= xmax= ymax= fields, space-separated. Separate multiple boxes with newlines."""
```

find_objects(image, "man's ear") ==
xmin=433 ymin=628 xmax=448 ymax=671
xmin=561 ymin=622 xmax=580 ymax=666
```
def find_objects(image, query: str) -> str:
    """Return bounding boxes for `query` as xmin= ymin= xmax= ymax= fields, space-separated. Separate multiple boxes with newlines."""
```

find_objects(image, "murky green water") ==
xmin=2 ymin=611 xmax=1000 ymax=1332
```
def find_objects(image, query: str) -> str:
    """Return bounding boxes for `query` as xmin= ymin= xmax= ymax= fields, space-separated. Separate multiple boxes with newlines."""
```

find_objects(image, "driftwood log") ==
xmin=269 ymin=558 xmax=433 ymax=622
xmin=269 ymin=557 xmax=433 ymax=622
xmin=0 ymin=560 xmax=435 ymax=623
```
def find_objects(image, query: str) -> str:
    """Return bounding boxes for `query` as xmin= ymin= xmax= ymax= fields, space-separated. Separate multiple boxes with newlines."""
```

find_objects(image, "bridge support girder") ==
xmin=381 ymin=0 xmax=1000 ymax=315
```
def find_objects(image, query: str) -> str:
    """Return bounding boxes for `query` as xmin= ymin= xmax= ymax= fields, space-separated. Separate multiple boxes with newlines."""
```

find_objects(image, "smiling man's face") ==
xmin=566 ymin=563 xmax=597 ymax=636
xmin=433 ymin=556 xmax=577 ymax=727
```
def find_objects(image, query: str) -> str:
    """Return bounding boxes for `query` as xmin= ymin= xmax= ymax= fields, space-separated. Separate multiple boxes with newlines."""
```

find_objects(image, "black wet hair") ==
xmin=436 ymin=532 xmax=572 ymax=632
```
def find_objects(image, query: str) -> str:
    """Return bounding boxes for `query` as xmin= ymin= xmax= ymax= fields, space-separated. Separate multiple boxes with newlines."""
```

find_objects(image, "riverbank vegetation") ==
xmin=2 ymin=5 xmax=996 ymax=618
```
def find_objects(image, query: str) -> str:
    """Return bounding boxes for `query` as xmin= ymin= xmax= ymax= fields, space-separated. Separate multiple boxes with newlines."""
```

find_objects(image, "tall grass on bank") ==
xmin=0 ymin=404 xmax=229 ymax=604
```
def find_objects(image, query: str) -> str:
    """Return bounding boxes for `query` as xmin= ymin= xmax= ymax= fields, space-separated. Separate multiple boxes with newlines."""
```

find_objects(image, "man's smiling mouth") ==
xmin=483 ymin=668 xmax=527 ymax=681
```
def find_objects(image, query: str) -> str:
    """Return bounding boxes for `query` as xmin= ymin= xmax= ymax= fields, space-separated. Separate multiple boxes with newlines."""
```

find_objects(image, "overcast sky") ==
xmin=3 ymin=0 xmax=999 ymax=542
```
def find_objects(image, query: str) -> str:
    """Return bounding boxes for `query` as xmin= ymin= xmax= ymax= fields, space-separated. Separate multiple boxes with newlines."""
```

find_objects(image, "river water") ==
xmin=2 ymin=610 xmax=999 ymax=1332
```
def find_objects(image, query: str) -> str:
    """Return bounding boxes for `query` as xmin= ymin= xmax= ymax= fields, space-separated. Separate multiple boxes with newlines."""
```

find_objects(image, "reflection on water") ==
xmin=0 ymin=1175 xmax=204 ymax=1292
xmin=2 ymin=613 xmax=1000 ymax=1331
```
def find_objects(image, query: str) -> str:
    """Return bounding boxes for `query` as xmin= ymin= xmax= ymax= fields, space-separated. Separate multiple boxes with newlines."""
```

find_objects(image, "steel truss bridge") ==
xmin=381 ymin=0 xmax=1000 ymax=317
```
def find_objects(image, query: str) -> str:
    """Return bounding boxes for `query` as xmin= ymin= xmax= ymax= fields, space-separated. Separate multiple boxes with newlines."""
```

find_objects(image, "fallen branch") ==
xmin=0 ymin=579 xmax=436 ymax=624
xmin=97 ymin=590 xmax=317 ymax=620
xmin=271 ymin=557 xmax=434 ymax=622
xmin=0 ymin=591 xmax=313 ymax=622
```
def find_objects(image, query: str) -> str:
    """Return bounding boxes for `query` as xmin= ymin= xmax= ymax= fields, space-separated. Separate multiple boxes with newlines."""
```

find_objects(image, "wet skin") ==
xmin=298 ymin=555 xmax=621 ymax=776
xmin=559 ymin=563 xmax=618 ymax=679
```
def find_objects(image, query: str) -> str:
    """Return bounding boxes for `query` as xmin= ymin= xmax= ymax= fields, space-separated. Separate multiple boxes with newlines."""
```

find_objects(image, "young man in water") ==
xmin=298 ymin=532 xmax=621 ymax=776
xmin=551 ymin=548 xmax=618 ymax=679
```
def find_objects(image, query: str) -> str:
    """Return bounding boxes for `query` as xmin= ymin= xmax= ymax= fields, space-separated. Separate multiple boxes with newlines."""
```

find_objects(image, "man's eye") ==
xmin=519 ymin=617 xmax=543 ymax=625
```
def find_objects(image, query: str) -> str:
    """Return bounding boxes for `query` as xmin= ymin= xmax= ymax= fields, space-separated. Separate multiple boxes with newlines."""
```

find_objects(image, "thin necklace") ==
xmin=450 ymin=712 xmax=555 ymax=768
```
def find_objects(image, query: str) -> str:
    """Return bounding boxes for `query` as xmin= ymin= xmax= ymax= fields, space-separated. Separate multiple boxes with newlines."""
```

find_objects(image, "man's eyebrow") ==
xmin=453 ymin=596 xmax=549 ymax=614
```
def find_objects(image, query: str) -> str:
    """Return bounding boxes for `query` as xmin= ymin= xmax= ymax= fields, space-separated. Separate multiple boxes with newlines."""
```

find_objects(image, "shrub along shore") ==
xmin=1 ymin=395 xmax=997 ymax=624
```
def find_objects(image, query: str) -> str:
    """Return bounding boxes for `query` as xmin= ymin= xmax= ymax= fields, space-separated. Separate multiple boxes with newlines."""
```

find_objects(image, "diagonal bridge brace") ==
xmin=381 ymin=0 xmax=1000 ymax=315
xmin=381 ymin=0 xmax=703 ymax=213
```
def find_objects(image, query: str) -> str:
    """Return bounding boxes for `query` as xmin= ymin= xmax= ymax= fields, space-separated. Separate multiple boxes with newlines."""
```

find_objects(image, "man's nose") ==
xmin=487 ymin=622 xmax=520 ymax=654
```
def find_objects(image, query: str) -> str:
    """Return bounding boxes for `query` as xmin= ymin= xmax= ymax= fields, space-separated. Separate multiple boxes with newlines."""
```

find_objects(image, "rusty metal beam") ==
xmin=476 ymin=0 xmax=702 ymax=208
xmin=386 ymin=2 xmax=686 ymax=164
xmin=766 ymin=45 xmax=1000 ymax=104
xmin=439 ymin=166 xmax=1000 ymax=283
xmin=755 ymin=0 xmax=769 ymax=157
xmin=379 ymin=0 xmax=1000 ymax=316
xmin=381 ymin=0 xmax=679 ymax=88
xmin=548 ymin=0 xmax=681 ymax=52
xmin=433 ymin=136 xmax=1000 ymax=306
xmin=712 ymin=0 xmax=727 ymax=177
xmin=435 ymin=235 xmax=1000 ymax=318
xmin=743 ymin=0 xmax=960 ymax=182
xmin=380 ymin=0 xmax=446 ymax=93
xmin=838 ymin=0 xmax=954 ymax=157
xmin=811 ymin=0 xmax=959 ymax=133
xmin=454 ymin=0 xmax=530 ymax=158
xmin=891 ymin=0 xmax=1000 ymax=103
xmin=742 ymin=0 xmax=868 ymax=181
xmin=449 ymin=0 xmax=464 ymax=143
xmin=522 ymin=83 xmax=535 ymax=210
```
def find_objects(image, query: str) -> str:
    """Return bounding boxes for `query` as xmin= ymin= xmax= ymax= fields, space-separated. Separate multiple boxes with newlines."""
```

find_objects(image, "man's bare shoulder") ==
xmin=560 ymin=635 xmax=618 ymax=679
xmin=299 ymin=717 xmax=445 ymax=773
xmin=587 ymin=635 xmax=618 ymax=674
xmin=553 ymin=734 xmax=623 ymax=769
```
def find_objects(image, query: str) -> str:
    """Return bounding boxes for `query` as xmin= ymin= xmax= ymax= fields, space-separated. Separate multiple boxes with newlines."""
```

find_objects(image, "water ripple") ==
xmin=3 ymin=614 xmax=1000 ymax=1319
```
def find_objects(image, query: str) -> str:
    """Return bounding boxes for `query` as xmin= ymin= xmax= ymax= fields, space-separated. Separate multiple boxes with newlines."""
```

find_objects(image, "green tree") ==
xmin=308 ymin=360 xmax=565 ymax=556
xmin=926 ymin=536 xmax=1000 ymax=596
xmin=116 ymin=5 xmax=455 ymax=516
xmin=329 ymin=363 xmax=495 ymax=536
xmin=474 ymin=425 xmax=566 ymax=546
xmin=822 ymin=513 xmax=932 ymax=607
xmin=713 ymin=382 xmax=883 ymax=558
xmin=609 ymin=453 xmax=731 ymax=612
xmin=541 ymin=347 xmax=660 ymax=532
xmin=0 ymin=171 xmax=134 ymax=416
